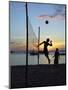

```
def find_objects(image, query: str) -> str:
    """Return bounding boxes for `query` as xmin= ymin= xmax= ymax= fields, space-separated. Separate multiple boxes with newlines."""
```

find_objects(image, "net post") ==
xmin=38 ymin=26 xmax=40 ymax=64
xmin=25 ymin=2 xmax=28 ymax=87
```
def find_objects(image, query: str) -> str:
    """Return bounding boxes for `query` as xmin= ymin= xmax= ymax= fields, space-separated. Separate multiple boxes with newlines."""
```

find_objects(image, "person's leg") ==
xmin=47 ymin=57 xmax=50 ymax=64
xmin=44 ymin=52 xmax=50 ymax=64
xmin=46 ymin=55 xmax=50 ymax=64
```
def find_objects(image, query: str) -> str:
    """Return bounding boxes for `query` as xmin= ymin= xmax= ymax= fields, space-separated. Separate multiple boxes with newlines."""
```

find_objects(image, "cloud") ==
xmin=36 ymin=5 xmax=65 ymax=20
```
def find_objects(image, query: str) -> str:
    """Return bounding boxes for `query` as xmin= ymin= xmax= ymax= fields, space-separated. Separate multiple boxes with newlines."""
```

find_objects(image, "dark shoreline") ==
xmin=10 ymin=64 xmax=66 ymax=88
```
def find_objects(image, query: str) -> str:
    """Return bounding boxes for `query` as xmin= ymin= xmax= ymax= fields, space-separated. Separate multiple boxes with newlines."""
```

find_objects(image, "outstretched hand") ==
xmin=50 ymin=40 xmax=52 ymax=43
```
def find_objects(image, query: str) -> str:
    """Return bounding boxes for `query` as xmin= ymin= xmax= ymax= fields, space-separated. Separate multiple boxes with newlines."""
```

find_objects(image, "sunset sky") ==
xmin=10 ymin=2 xmax=66 ymax=52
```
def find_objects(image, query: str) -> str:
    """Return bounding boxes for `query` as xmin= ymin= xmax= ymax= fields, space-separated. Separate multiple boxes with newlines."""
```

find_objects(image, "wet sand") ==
xmin=10 ymin=64 xmax=66 ymax=88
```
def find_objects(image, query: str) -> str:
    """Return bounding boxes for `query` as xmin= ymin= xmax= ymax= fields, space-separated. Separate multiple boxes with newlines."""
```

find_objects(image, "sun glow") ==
xmin=39 ymin=41 xmax=65 ymax=51
xmin=49 ymin=41 xmax=65 ymax=51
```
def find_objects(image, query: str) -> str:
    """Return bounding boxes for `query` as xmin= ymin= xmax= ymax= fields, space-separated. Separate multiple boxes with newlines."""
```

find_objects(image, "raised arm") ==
xmin=38 ymin=41 xmax=45 ymax=46
xmin=48 ymin=43 xmax=52 ymax=46
xmin=48 ymin=41 xmax=52 ymax=46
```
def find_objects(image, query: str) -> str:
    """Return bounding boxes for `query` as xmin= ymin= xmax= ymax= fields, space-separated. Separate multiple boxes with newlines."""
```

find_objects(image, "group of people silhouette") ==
xmin=38 ymin=38 xmax=60 ymax=64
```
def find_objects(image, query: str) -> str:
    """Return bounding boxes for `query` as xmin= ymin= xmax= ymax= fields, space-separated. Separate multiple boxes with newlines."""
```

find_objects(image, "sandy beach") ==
xmin=10 ymin=64 xmax=66 ymax=88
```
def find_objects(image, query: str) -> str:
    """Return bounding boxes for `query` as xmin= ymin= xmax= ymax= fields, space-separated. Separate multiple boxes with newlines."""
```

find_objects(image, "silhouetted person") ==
xmin=38 ymin=38 xmax=52 ymax=64
xmin=54 ymin=48 xmax=60 ymax=64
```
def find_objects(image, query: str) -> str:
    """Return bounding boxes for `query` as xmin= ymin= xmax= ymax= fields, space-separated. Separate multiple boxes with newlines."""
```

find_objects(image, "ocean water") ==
xmin=10 ymin=53 xmax=66 ymax=66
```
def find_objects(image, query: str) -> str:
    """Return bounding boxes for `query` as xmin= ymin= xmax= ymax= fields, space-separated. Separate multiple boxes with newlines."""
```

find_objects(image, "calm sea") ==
xmin=10 ymin=52 xmax=65 ymax=66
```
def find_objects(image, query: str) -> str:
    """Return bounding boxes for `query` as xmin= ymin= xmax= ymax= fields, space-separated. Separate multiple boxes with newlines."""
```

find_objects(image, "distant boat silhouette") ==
xmin=30 ymin=27 xmax=40 ymax=59
xmin=30 ymin=52 xmax=38 ymax=55
xmin=30 ymin=39 xmax=38 ymax=55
